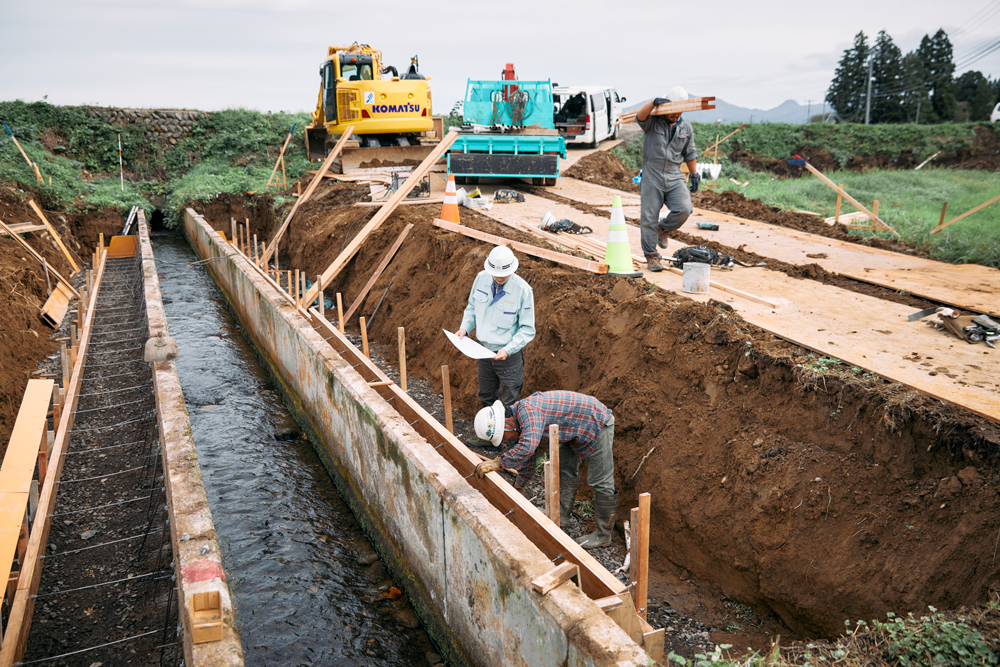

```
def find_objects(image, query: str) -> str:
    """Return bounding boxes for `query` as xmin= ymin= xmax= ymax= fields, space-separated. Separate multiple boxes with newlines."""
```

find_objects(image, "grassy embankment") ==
xmin=614 ymin=122 xmax=1000 ymax=268
xmin=0 ymin=101 xmax=312 ymax=226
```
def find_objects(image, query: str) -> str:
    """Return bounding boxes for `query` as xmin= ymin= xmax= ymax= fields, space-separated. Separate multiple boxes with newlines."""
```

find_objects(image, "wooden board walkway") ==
xmin=543 ymin=177 xmax=1000 ymax=317
xmin=468 ymin=184 xmax=1000 ymax=424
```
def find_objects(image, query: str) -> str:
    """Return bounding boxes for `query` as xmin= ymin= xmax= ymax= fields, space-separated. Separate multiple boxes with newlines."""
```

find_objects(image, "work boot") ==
xmin=645 ymin=254 xmax=664 ymax=272
xmin=576 ymin=492 xmax=617 ymax=549
xmin=657 ymin=222 xmax=671 ymax=249
xmin=559 ymin=472 xmax=579 ymax=527
xmin=465 ymin=436 xmax=495 ymax=449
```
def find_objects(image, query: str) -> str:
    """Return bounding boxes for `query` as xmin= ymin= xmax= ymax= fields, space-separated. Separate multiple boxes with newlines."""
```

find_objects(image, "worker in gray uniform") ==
xmin=457 ymin=245 xmax=536 ymax=447
xmin=636 ymin=86 xmax=699 ymax=272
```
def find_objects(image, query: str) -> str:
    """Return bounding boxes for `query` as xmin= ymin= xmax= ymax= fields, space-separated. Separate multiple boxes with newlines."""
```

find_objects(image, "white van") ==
xmin=991 ymin=102 xmax=1000 ymax=123
xmin=552 ymin=86 xmax=626 ymax=147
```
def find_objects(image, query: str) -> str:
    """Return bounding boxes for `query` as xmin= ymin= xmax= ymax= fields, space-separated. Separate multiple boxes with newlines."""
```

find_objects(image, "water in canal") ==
xmin=152 ymin=231 xmax=440 ymax=666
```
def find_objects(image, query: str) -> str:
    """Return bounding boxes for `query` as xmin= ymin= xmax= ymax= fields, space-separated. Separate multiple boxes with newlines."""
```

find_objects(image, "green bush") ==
xmin=872 ymin=610 xmax=997 ymax=667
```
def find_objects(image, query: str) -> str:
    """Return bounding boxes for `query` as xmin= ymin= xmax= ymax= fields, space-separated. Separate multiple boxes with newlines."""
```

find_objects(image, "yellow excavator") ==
xmin=305 ymin=44 xmax=435 ymax=166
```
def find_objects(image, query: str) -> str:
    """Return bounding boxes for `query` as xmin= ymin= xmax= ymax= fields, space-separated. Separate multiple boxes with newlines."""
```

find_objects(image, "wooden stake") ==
xmin=834 ymin=184 xmax=843 ymax=224
xmin=318 ymin=276 xmax=325 ymax=317
xmin=336 ymin=293 xmax=344 ymax=333
xmin=938 ymin=202 xmax=948 ymax=230
xmin=252 ymin=233 xmax=258 ymax=264
xmin=294 ymin=269 xmax=300 ymax=305
xmin=637 ymin=492 xmax=651 ymax=620
xmin=230 ymin=217 xmax=237 ymax=247
xmin=360 ymin=317 xmax=369 ymax=358
xmin=344 ymin=223 xmax=414 ymax=322
xmin=398 ymin=327 xmax=407 ymax=392
xmin=547 ymin=424 xmax=560 ymax=525
xmin=441 ymin=365 xmax=453 ymax=433
xmin=98 ymin=233 xmax=104 ymax=250
xmin=60 ymin=342 xmax=69 ymax=389
xmin=629 ymin=507 xmax=639 ymax=605
xmin=800 ymin=160 xmax=898 ymax=235
xmin=930 ymin=193 xmax=1000 ymax=234
xmin=872 ymin=200 xmax=880 ymax=232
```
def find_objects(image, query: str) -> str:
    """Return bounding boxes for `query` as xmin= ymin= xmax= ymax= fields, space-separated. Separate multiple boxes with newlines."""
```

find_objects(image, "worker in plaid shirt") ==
xmin=473 ymin=390 xmax=618 ymax=549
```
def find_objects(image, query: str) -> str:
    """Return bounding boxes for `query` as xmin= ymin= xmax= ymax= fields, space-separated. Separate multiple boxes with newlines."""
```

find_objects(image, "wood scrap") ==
xmin=301 ymin=131 xmax=459 ymax=306
xmin=354 ymin=198 xmax=443 ymax=207
xmin=930 ymin=193 xmax=1000 ymax=234
xmin=0 ymin=223 xmax=45 ymax=236
xmin=434 ymin=219 xmax=609 ymax=274
xmin=261 ymin=126 xmax=355 ymax=266
xmin=799 ymin=158 xmax=899 ymax=236
xmin=531 ymin=562 xmax=579 ymax=595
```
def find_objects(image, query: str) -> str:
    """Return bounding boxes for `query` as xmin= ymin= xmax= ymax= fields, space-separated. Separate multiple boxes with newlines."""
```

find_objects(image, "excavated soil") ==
xmin=0 ymin=185 xmax=86 ymax=455
xmin=565 ymin=151 xmax=640 ymax=193
xmin=193 ymin=176 xmax=1000 ymax=651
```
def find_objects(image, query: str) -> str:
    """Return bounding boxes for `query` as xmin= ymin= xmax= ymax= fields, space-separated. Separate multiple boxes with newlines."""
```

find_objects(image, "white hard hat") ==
xmin=474 ymin=399 xmax=505 ymax=447
xmin=485 ymin=245 xmax=518 ymax=277
xmin=664 ymin=86 xmax=689 ymax=102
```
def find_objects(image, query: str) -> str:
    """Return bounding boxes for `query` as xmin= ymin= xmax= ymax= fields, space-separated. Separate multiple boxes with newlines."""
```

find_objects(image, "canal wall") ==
xmin=139 ymin=214 xmax=244 ymax=666
xmin=181 ymin=208 xmax=651 ymax=667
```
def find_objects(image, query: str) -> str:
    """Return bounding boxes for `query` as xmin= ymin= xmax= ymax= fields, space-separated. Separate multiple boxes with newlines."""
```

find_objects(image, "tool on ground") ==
xmin=908 ymin=306 xmax=960 ymax=322
xmin=666 ymin=245 xmax=765 ymax=270
xmin=696 ymin=222 xmax=719 ymax=231
xmin=493 ymin=189 xmax=525 ymax=203
xmin=539 ymin=212 xmax=592 ymax=235
xmin=964 ymin=315 xmax=999 ymax=348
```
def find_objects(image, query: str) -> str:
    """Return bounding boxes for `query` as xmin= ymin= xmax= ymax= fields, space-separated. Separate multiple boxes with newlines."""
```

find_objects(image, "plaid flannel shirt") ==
xmin=499 ymin=391 xmax=612 ymax=488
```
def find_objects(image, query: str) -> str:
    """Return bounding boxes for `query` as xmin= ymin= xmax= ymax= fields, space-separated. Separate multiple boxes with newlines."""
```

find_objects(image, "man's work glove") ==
xmin=688 ymin=173 xmax=700 ymax=193
xmin=653 ymin=97 xmax=670 ymax=107
xmin=475 ymin=457 xmax=501 ymax=479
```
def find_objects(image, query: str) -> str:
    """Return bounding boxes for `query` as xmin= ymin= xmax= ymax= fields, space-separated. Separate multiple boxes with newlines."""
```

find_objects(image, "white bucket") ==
xmin=681 ymin=262 xmax=711 ymax=294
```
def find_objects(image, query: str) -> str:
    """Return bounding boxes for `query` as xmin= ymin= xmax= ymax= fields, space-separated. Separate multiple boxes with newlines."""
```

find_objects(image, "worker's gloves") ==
xmin=653 ymin=97 xmax=670 ymax=107
xmin=688 ymin=173 xmax=700 ymax=193
xmin=475 ymin=457 xmax=502 ymax=479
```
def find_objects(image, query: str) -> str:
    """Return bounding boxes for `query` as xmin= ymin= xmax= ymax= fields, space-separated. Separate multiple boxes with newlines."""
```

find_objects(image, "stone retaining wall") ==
xmin=85 ymin=107 xmax=210 ymax=145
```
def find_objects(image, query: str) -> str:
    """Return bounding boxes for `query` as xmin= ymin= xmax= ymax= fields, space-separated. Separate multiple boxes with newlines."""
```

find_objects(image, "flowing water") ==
xmin=152 ymin=231 xmax=438 ymax=666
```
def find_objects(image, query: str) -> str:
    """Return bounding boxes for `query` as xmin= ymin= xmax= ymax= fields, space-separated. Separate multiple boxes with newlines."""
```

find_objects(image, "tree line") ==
xmin=826 ymin=29 xmax=999 ymax=124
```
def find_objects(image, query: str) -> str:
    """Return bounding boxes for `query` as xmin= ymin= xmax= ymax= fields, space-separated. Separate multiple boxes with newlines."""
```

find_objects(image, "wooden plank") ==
xmin=629 ymin=507 xmax=639 ymax=605
xmin=0 ymin=223 xmax=45 ymax=236
xmin=664 ymin=267 xmax=779 ymax=308
xmin=441 ymin=365 xmax=453 ymax=433
xmin=302 ymin=131 xmax=459 ymax=306
xmin=28 ymin=200 xmax=79 ymax=273
xmin=637 ymin=493 xmax=650 ymax=620
xmin=800 ymin=160 xmax=899 ymax=236
xmin=433 ymin=219 xmax=609 ymax=274
xmin=398 ymin=327 xmax=407 ymax=392
xmin=547 ymin=424 xmax=559 ymax=525
xmin=929 ymin=193 xmax=1000 ymax=234
xmin=343 ymin=223 xmax=413 ymax=322
xmin=353 ymin=198 xmax=444 ymax=207
xmin=594 ymin=595 xmax=624 ymax=612
xmin=307 ymin=309 xmax=628 ymax=601
xmin=616 ymin=97 xmax=716 ymax=125
xmin=0 ymin=221 xmax=79 ymax=298
xmin=531 ymin=561 xmax=579 ymax=595
xmin=261 ymin=126 xmax=355 ymax=266
xmin=40 ymin=282 xmax=73 ymax=329
xmin=0 ymin=242 xmax=105 ymax=666
xmin=265 ymin=127 xmax=295 ymax=190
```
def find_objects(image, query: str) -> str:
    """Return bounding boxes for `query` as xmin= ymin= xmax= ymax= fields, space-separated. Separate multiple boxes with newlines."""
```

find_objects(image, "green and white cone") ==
xmin=605 ymin=195 xmax=642 ymax=277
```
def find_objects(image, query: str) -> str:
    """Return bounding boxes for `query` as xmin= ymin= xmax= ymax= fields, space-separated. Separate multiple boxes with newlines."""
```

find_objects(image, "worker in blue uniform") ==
xmin=456 ymin=245 xmax=535 ymax=447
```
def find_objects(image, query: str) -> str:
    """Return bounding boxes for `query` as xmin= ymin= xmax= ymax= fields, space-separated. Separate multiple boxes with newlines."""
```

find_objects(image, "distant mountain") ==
xmin=626 ymin=98 xmax=817 ymax=124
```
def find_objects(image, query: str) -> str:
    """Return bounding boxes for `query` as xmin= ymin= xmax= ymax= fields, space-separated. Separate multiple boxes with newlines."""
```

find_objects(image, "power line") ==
xmin=951 ymin=0 xmax=1000 ymax=37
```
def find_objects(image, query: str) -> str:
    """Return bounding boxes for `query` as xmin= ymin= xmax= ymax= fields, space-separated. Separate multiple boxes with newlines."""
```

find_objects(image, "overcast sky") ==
xmin=2 ymin=0 xmax=998 ymax=116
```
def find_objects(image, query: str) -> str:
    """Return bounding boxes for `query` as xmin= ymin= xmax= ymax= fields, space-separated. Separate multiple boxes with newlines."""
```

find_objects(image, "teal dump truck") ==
xmin=448 ymin=78 xmax=566 ymax=185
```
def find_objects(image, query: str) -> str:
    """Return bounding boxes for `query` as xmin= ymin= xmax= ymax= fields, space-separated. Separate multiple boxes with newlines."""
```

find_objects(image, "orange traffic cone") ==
xmin=441 ymin=173 xmax=460 ymax=224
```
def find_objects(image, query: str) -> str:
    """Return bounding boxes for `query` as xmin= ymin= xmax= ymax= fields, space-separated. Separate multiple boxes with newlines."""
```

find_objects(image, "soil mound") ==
xmin=565 ymin=151 xmax=640 ymax=193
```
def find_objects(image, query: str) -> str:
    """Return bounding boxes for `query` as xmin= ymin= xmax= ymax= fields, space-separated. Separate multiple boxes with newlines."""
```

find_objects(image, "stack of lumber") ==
xmin=616 ymin=97 xmax=716 ymax=125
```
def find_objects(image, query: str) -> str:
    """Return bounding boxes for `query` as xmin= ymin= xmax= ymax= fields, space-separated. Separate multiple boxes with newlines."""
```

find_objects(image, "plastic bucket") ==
xmin=681 ymin=262 xmax=710 ymax=294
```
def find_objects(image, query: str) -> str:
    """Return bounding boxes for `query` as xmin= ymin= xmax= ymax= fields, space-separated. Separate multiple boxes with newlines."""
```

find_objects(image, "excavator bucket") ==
xmin=305 ymin=126 xmax=330 ymax=162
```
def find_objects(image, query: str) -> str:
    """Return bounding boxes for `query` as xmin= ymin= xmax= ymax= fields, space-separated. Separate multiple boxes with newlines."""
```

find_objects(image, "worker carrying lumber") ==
xmin=457 ymin=245 xmax=536 ymax=447
xmin=636 ymin=86 xmax=699 ymax=272
xmin=474 ymin=391 xmax=617 ymax=549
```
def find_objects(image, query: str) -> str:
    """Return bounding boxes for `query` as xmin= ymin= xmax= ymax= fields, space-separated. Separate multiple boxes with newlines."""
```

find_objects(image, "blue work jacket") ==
xmin=459 ymin=271 xmax=535 ymax=355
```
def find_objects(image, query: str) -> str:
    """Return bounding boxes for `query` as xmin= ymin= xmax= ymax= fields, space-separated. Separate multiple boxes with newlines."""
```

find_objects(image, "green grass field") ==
xmin=613 ymin=133 xmax=1000 ymax=268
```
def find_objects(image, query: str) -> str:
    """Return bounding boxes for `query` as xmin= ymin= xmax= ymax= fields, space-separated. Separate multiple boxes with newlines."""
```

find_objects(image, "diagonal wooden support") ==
xmin=260 ymin=126 xmax=355 ymax=267
xmin=797 ymin=157 xmax=899 ymax=237
xmin=265 ymin=123 xmax=296 ymax=191
xmin=301 ymin=131 xmax=459 ymax=306
xmin=28 ymin=201 xmax=79 ymax=274
xmin=929 ymin=193 xmax=1000 ymax=234
xmin=0 ymin=221 xmax=79 ymax=298
xmin=343 ymin=223 xmax=413 ymax=322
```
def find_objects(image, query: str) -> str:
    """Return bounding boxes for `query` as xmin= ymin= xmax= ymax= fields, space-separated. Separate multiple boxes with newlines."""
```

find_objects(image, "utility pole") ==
xmin=806 ymin=100 xmax=812 ymax=122
xmin=916 ymin=99 xmax=921 ymax=124
xmin=864 ymin=52 xmax=873 ymax=125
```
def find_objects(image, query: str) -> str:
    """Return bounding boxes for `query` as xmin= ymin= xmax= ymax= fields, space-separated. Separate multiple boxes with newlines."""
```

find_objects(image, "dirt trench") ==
xmin=192 ymin=179 xmax=1000 ymax=641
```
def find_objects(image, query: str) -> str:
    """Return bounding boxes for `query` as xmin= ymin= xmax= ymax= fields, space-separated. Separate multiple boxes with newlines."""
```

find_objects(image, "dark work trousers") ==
xmin=477 ymin=349 xmax=524 ymax=409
